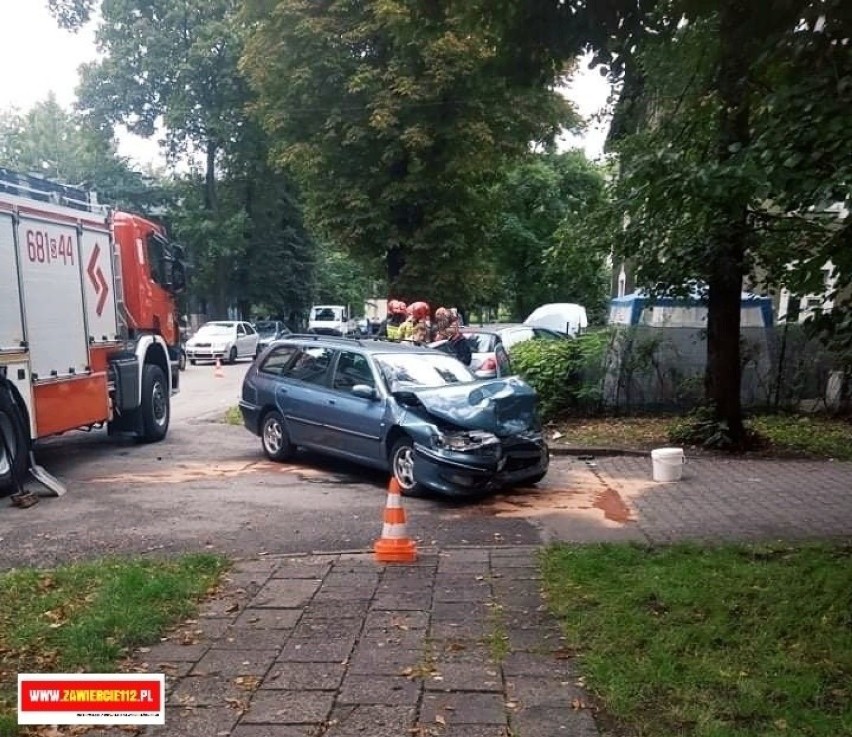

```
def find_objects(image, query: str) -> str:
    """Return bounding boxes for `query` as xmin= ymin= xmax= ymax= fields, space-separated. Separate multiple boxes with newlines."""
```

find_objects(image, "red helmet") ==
xmin=409 ymin=301 xmax=430 ymax=321
xmin=388 ymin=299 xmax=407 ymax=315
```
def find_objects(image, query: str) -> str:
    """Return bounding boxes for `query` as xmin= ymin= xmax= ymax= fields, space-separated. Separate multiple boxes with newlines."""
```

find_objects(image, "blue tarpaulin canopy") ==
xmin=609 ymin=291 xmax=774 ymax=328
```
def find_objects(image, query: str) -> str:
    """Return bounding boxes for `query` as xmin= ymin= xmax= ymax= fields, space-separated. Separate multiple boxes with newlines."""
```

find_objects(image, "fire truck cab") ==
xmin=0 ymin=167 xmax=185 ymax=495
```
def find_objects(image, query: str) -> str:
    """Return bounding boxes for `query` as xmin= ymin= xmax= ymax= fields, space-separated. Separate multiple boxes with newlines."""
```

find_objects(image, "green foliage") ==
xmin=0 ymin=96 xmax=166 ymax=213
xmin=486 ymin=150 xmax=609 ymax=320
xmin=70 ymin=0 xmax=318 ymax=320
xmin=511 ymin=333 xmax=608 ymax=420
xmin=241 ymin=0 xmax=581 ymax=306
xmin=589 ymin=1 xmax=852 ymax=442
xmin=749 ymin=414 xmax=852 ymax=460
xmin=47 ymin=0 xmax=95 ymax=29
xmin=668 ymin=404 xmax=761 ymax=451
xmin=541 ymin=542 xmax=852 ymax=737
xmin=223 ymin=406 xmax=243 ymax=425
xmin=313 ymin=246 xmax=379 ymax=317
xmin=0 ymin=554 xmax=226 ymax=728
xmin=77 ymin=0 xmax=247 ymax=160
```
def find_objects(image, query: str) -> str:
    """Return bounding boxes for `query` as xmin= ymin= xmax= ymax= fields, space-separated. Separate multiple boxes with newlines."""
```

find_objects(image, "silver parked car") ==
xmin=253 ymin=320 xmax=292 ymax=357
xmin=185 ymin=321 xmax=259 ymax=364
xmin=462 ymin=330 xmax=513 ymax=379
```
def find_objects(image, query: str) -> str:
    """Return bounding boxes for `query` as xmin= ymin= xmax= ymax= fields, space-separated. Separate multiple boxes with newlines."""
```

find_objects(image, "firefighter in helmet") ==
xmin=400 ymin=301 xmax=430 ymax=343
xmin=383 ymin=300 xmax=408 ymax=341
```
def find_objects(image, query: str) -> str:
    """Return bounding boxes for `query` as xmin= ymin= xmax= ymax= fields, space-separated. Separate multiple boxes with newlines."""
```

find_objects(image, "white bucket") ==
xmin=651 ymin=447 xmax=685 ymax=482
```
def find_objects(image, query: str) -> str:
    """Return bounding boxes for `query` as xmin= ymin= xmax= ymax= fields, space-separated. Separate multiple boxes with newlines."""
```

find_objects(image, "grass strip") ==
xmin=550 ymin=415 xmax=852 ymax=460
xmin=0 ymin=554 xmax=227 ymax=733
xmin=541 ymin=543 xmax=852 ymax=737
xmin=224 ymin=405 xmax=243 ymax=425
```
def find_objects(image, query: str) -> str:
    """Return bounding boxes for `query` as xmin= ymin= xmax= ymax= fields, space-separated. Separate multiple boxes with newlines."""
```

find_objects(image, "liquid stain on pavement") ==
xmin=80 ymin=460 xmax=328 ymax=484
xmin=460 ymin=460 xmax=636 ymax=526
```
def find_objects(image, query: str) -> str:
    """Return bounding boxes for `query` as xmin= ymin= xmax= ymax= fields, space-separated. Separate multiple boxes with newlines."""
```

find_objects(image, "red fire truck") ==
xmin=0 ymin=167 xmax=186 ymax=496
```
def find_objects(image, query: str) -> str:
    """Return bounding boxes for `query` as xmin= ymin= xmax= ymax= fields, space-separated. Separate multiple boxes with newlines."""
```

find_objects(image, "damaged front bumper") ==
xmin=412 ymin=433 xmax=549 ymax=497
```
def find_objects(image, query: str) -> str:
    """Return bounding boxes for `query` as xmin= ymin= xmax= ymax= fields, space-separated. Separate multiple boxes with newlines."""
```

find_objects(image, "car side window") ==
xmin=244 ymin=323 xmax=256 ymax=335
xmin=333 ymin=351 xmax=375 ymax=392
xmin=237 ymin=324 xmax=246 ymax=336
xmin=284 ymin=347 xmax=334 ymax=385
xmin=259 ymin=345 xmax=298 ymax=375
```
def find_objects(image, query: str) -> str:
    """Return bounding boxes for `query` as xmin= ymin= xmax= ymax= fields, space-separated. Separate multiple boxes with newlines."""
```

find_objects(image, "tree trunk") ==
xmin=203 ymin=138 xmax=229 ymax=318
xmin=387 ymin=245 xmax=405 ymax=293
xmin=706 ymin=263 xmax=745 ymax=441
xmin=705 ymin=1 xmax=752 ymax=445
xmin=204 ymin=139 xmax=218 ymax=211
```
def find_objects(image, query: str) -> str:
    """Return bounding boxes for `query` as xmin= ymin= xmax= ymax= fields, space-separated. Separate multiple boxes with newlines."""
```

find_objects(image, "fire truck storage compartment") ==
xmin=0 ymin=212 xmax=25 ymax=351
xmin=16 ymin=213 xmax=90 ymax=379
xmin=110 ymin=356 xmax=140 ymax=412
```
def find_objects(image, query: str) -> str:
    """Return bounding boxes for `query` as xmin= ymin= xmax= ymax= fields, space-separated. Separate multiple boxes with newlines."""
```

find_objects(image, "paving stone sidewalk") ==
xmin=95 ymin=547 xmax=596 ymax=737
xmin=71 ymin=456 xmax=852 ymax=736
xmin=591 ymin=456 xmax=852 ymax=542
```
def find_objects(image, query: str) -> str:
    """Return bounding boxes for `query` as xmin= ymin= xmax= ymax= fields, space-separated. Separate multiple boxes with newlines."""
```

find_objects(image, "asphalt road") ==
xmin=0 ymin=360 xmax=636 ymax=569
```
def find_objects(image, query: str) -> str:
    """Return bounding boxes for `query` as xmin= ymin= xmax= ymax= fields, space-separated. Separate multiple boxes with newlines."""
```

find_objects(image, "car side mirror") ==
xmin=351 ymin=384 xmax=378 ymax=400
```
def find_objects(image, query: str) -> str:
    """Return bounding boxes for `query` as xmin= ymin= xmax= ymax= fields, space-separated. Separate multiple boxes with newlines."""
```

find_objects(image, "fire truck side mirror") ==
xmin=171 ymin=261 xmax=187 ymax=293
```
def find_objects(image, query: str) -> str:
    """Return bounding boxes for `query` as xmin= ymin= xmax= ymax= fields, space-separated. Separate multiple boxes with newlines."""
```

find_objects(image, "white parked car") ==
xmin=185 ymin=321 xmax=258 ymax=365
xmin=524 ymin=303 xmax=588 ymax=336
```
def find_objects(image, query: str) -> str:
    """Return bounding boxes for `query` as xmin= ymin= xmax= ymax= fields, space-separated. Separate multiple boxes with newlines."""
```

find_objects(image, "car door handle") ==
xmin=328 ymin=399 xmax=336 ymax=405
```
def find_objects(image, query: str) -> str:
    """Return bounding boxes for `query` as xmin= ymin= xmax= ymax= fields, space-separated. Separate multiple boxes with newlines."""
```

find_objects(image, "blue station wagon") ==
xmin=239 ymin=335 xmax=549 ymax=497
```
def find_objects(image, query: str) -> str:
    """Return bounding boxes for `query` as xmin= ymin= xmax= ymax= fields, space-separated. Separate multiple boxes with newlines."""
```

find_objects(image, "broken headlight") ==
xmin=432 ymin=430 xmax=501 ymax=455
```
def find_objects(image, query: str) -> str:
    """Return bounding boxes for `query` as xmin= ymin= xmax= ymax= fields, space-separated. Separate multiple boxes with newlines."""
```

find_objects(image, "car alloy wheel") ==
xmin=391 ymin=438 xmax=418 ymax=492
xmin=261 ymin=410 xmax=293 ymax=462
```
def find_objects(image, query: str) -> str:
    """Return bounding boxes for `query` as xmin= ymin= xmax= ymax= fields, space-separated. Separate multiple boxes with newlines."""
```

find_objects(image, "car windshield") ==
xmin=255 ymin=322 xmax=278 ymax=337
xmin=375 ymin=352 xmax=475 ymax=390
xmin=197 ymin=323 xmax=233 ymax=336
xmin=312 ymin=308 xmax=340 ymax=321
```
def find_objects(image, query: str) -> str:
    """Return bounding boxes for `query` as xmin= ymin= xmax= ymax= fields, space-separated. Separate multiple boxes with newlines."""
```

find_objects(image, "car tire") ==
xmin=524 ymin=471 xmax=547 ymax=485
xmin=261 ymin=410 xmax=294 ymax=462
xmin=0 ymin=388 xmax=29 ymax=496
xmin=140 ymin=364 xmax=169 ymax=443
xmin=390 ymin=436 xmax=425 ymax=496
xmin=179 ymin=349 xmax=186 ymax=371
xmin=228 ymin=346 xmax=238 ymax=364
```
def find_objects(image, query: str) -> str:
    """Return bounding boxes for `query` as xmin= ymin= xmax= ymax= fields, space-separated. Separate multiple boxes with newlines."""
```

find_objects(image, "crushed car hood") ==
xmin=395 ymin=377 xmax=540 ymax=436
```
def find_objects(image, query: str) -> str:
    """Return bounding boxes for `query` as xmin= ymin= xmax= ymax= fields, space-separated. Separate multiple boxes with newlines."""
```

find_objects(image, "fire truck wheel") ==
xmin=140 ymin=364 xmax=170 ymax=443
xmin=0 ymin=390 xmax=29 ymax=496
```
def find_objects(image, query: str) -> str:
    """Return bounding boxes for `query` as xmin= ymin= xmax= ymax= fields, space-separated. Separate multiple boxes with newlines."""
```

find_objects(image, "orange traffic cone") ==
xmin=214 ymin=357 xmax=224 ymax=378
xmin=374 ymin=477 xmax=417 ymax=563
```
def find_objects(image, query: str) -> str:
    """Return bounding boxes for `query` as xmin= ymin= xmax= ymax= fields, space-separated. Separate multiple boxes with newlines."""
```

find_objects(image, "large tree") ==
xmin=61 ymin=0 xmax=317 ymax=320
xmin=582 ymin=0 xmax=852 ymax=443
xmin=240 ymin=0 xmax=580 ymax=306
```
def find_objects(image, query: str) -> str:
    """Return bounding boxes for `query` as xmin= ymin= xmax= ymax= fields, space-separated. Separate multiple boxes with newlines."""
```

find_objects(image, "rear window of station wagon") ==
xmin=259 ymin=345 xmax=335 ymax=386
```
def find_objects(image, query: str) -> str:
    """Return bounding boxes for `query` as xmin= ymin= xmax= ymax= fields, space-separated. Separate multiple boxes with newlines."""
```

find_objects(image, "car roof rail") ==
xmin=285 ymin=333 xmax=368 ymax=347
